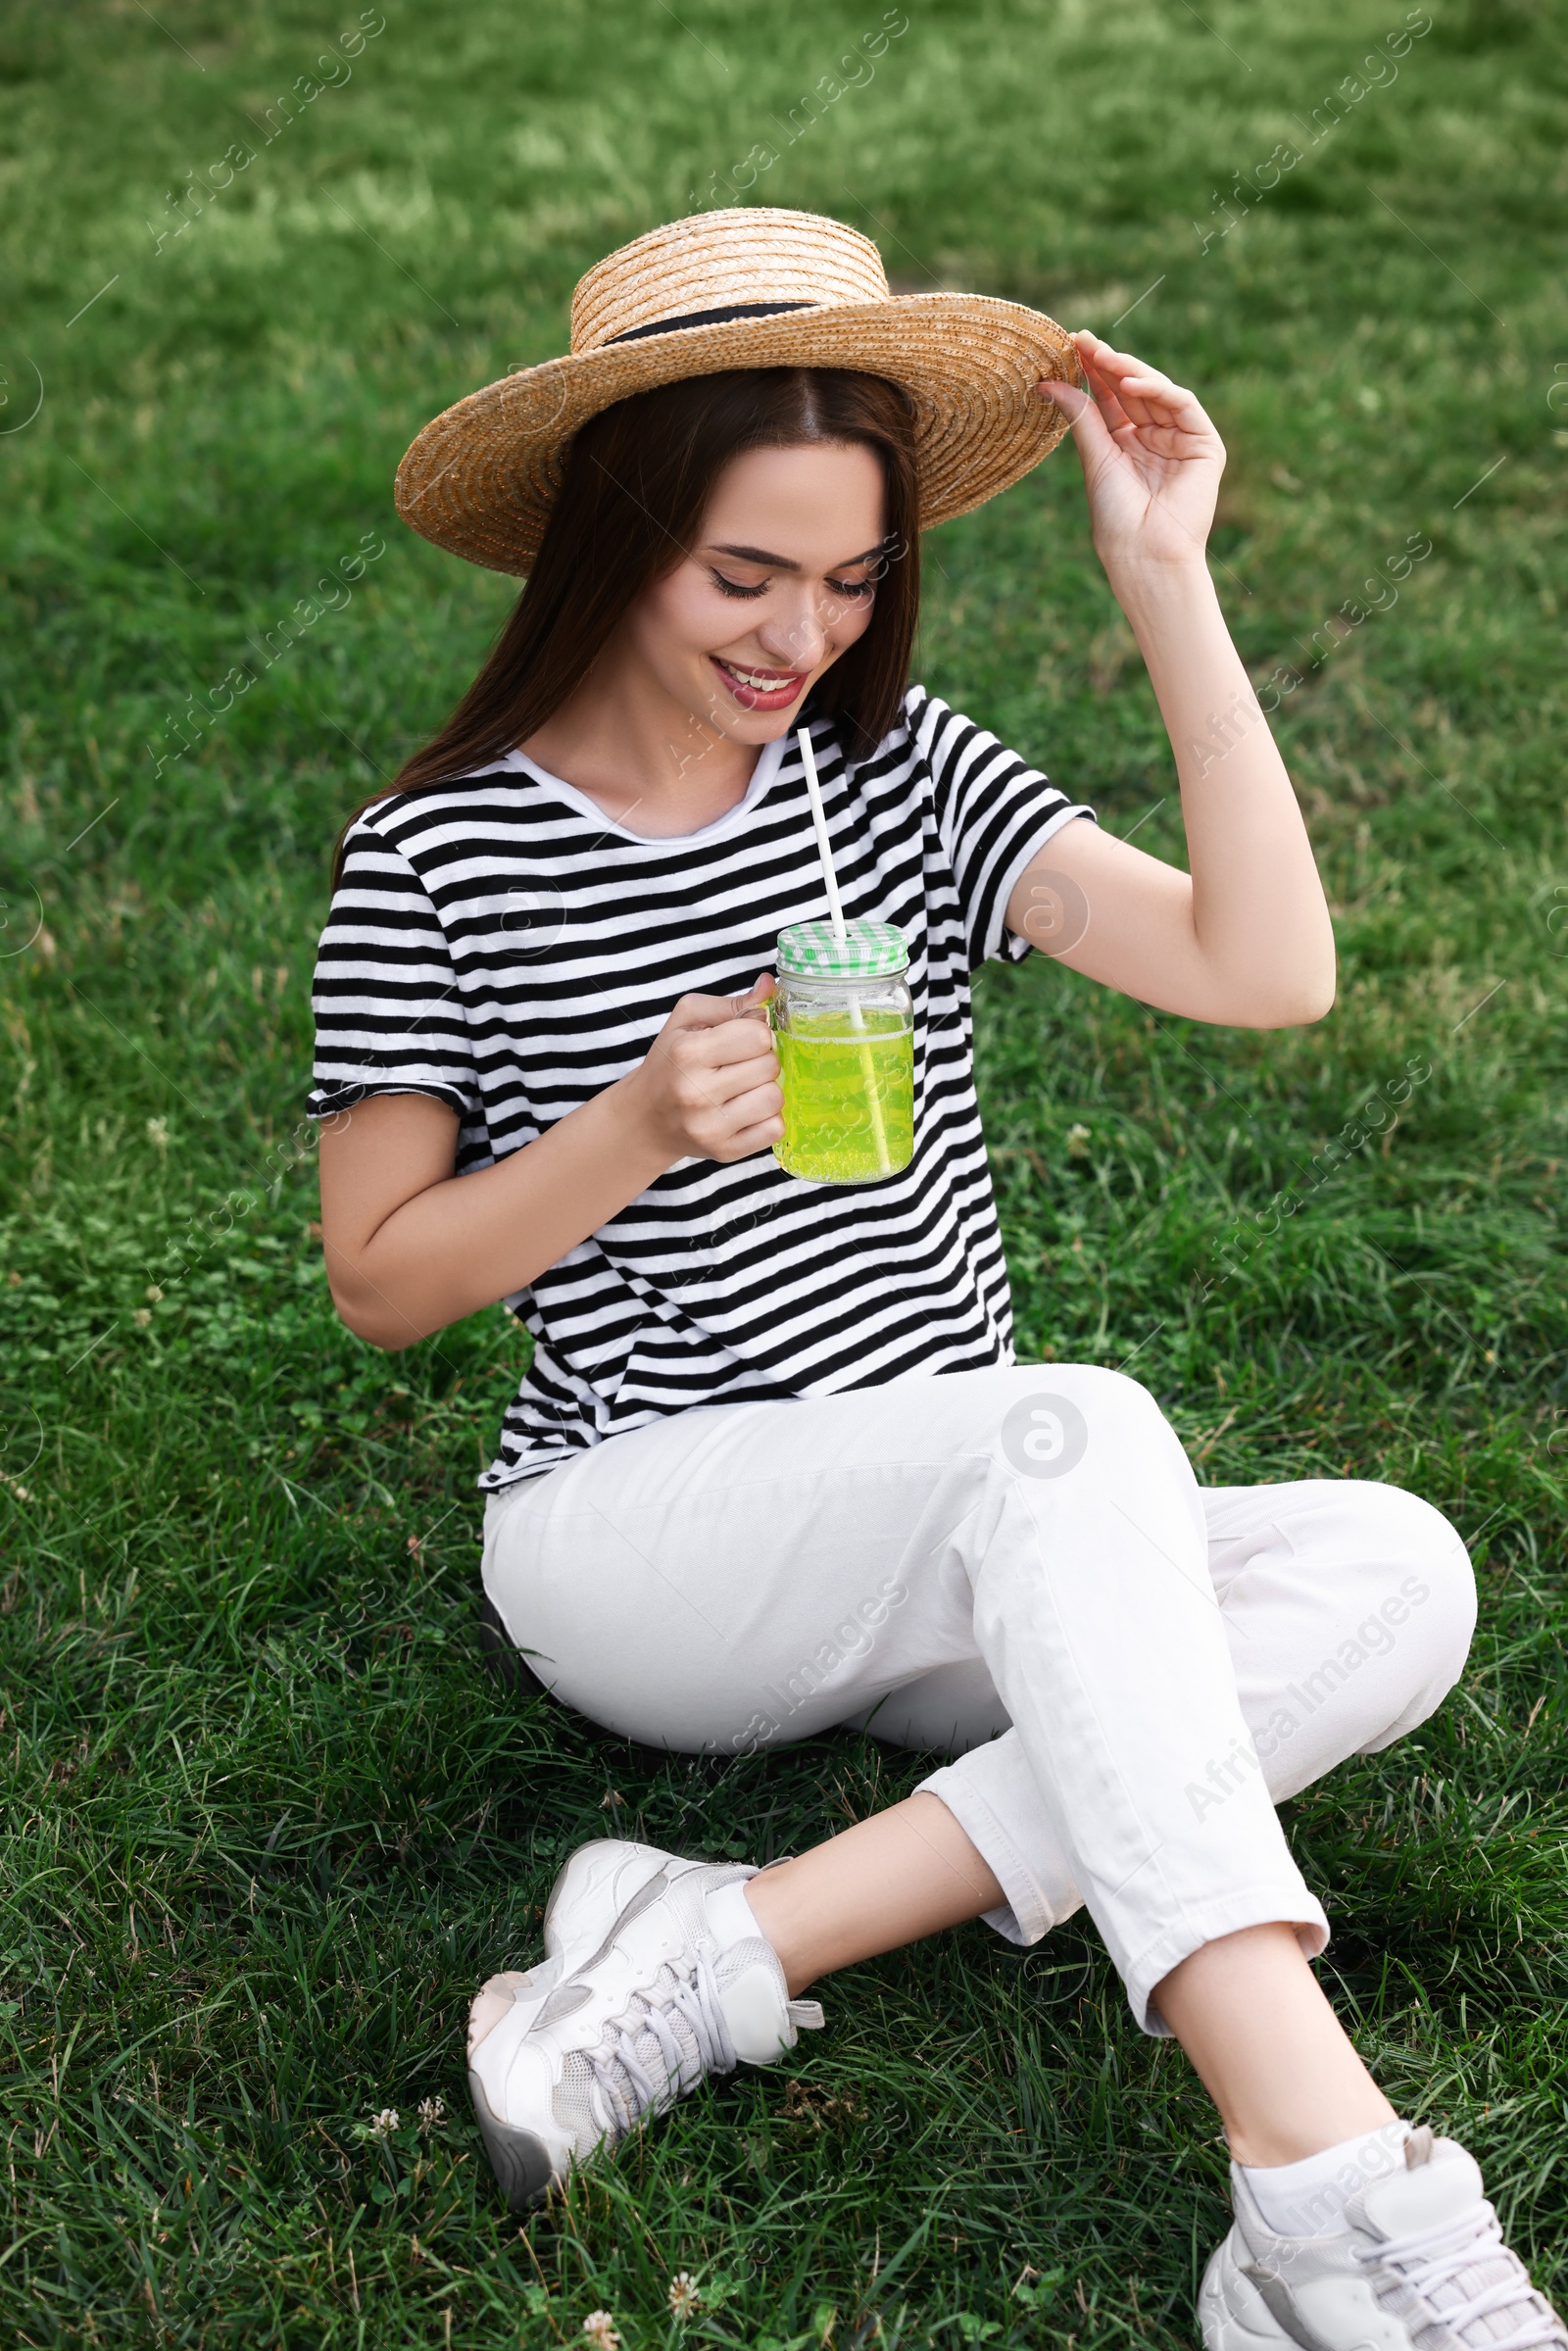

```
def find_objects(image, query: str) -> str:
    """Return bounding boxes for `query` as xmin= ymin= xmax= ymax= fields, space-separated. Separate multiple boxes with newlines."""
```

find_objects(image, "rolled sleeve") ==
xmin=912 ymin=688 xmax=1097 ymax=970
xmin=306 ymin=819 xmax=480 ymax=1121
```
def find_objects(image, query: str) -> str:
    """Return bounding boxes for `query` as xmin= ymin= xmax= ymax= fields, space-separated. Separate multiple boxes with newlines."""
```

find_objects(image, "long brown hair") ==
xmin=333 ymin=367 xmax=921 ymax=884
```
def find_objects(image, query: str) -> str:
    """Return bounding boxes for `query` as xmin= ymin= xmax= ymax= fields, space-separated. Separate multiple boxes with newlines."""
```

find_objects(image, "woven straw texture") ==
xmin=394 ymin=208 xmax=1082 ymax=575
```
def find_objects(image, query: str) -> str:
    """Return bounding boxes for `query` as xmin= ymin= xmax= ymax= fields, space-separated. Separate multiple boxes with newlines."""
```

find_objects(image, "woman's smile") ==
xmin=709 ymin=653 xmax=808 ymax=710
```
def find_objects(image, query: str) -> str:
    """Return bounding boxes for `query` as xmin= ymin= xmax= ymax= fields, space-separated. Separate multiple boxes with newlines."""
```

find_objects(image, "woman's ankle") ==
xmin=741 ymin=1795 xmax=1004 ymax=1995
xmin=1155 ymin=1922 xmax=1396 ymax=2168
xmin=1224 ymin=2088 xmax=1399 ymax=2172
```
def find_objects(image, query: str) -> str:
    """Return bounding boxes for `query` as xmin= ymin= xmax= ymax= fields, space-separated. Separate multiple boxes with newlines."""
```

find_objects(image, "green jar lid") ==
xmin=776 ymin=917 xmax=908 ymax=979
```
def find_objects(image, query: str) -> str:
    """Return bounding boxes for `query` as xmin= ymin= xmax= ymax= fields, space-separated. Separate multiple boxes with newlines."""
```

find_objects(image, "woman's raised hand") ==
xmin=619 ymin=974 xmax=783 ymax=1168
xmin=1039 ymin=330 xmax=1224 ymax=579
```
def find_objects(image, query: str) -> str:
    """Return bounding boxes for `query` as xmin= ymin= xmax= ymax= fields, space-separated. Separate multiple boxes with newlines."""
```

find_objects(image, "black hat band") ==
xmin=605 ymin=299 xmax=816 ymax=346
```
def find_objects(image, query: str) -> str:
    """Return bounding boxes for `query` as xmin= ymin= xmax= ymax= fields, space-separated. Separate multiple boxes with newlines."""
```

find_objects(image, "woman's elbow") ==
xmin=1285 ymin=971 xmax=1337 ymax=1025
xmin=1296 ymin=949 xmax=1339 ymax=1023
xmin=1244 ymin=990 xmax=1336 ymax=1029
xmin=325 ymin=1263 xmax=423 ymax=1351
xmin=1249 ymin=949 xmax=1337 ymax=1027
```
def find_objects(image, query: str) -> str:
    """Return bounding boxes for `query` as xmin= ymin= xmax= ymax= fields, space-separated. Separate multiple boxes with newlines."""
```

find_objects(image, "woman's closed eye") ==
xmin=709 ymin=568 xmax=876 ymax=601
xmin=710 ymin=570 xmax=768 ymax=600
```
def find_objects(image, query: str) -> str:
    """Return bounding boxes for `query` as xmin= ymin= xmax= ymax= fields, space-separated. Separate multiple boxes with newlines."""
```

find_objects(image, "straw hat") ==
xmin=394 ymin=207 xmax=1083 ymax=575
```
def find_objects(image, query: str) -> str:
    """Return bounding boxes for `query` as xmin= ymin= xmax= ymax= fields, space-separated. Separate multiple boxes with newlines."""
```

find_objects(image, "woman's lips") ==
xmin=710 ymin=655 xmax=807 ymax=711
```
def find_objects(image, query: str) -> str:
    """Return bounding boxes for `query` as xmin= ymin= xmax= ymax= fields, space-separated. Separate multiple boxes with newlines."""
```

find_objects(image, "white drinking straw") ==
xmin=796 ymin=727 xmax=893 ymax=1174
xmin=797 ymin=726 xmax=847 ymax=945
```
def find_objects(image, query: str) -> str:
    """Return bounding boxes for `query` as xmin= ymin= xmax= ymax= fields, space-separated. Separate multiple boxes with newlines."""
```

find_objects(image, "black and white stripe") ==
xmin=308 ymin=685 xmax=1093 ymax=1486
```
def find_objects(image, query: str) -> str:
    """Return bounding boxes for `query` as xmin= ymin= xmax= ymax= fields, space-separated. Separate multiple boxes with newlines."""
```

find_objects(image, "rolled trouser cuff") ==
xmin=915 ymin=1736 xmax=1085 ymax=1946
xmin=1125 ymin=1886 xmax=1330 ymax=2038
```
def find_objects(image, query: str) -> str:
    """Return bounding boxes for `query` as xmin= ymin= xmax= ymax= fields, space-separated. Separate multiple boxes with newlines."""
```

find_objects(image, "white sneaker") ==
xmin=1200 ymin=2126 xmax=1567 ymax=2351
xmin=467 ymin=1839 xmax=823 ymax=2209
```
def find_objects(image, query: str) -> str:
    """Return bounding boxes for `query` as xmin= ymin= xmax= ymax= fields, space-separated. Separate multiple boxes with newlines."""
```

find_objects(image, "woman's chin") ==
xmin=687 ymin=701 xmax=804 ymax=747
xmin=746 ymin=707 xmax=808 ymax=741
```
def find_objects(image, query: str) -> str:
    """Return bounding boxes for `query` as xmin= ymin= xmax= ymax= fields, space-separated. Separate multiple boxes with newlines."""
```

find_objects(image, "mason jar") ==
xmin=771 ymin=918 xmax=913 ymax=1184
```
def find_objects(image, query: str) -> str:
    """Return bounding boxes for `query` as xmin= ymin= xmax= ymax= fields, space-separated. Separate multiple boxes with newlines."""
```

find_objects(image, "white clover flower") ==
xmin=668 ymin=2272 xmax=702 ymax=2320
xmin=369 ymin=2107 xmax=399 ymax=2138
xmin=582 ymin=2314 xmax=620 ymax=2348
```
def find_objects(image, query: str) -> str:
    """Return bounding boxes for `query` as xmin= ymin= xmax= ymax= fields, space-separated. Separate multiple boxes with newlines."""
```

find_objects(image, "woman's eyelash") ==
xmin=710 ymin=571 xmax=875 ymax=600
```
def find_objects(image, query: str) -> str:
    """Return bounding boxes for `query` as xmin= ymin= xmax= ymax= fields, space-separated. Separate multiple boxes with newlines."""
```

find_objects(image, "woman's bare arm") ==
xmin=1005 ymin=566 xmax=1334 ymax=1025
xmin=1006 ymin=331 xmax=1335 ymax=1028
xmin=317 ymin=978 xmax=779 ymax=1349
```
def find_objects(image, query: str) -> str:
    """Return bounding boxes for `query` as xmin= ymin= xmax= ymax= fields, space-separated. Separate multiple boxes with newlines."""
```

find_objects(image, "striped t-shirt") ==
xmin=307 ymin=684 xmax=1093 ymax=1487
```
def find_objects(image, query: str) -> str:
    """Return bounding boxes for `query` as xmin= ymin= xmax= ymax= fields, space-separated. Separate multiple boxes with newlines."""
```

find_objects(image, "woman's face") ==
xmin=620 ymin=439 xmax=888 ymax=745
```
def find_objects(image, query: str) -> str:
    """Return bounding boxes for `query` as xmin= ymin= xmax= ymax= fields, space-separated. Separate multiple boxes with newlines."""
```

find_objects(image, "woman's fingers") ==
xmin=1075 ymin=331 xmax=1218 ymax=443
xmin=726 ymin=1078 xmax=786 ymax=1129
xmin=1048 ymin=343 xmax=1186 ymax=455
xmin=1039 ymin=378 xmax=1127 ymax=475
xmin=701 ymin=1017 xmax=779 ymax=1073
xmin=1068 ymin=335 xmax=1140 ymax=436
xmin=1076 ymin=330 xmax=1180 ymax=400
xmin=1041 ymin=373 xmax=1202 ymax=483
xmin=1077 ymin=330 xmax=1173 ymax=389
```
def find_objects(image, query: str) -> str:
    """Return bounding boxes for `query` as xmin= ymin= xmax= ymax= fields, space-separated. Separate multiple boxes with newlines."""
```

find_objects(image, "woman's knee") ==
xmin=972 ymin=1362 xmax=1179 ymax=1475
xmin=1338 ymin=1482 xmax=1476 ymax=1739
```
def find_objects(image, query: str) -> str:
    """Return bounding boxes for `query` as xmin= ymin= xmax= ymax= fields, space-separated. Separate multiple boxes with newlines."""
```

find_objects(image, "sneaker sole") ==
xmin=1198 ymin=2231 xmax=1293 ymax=2351
xmin=467 ymin=1961 xmax=570 ymax=2209
xmin=468 ymin=2067 xmax=559 ymax=2212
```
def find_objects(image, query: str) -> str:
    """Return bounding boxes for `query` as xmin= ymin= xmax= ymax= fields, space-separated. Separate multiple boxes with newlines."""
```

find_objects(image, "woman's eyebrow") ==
xmin=705 ymin=540 xmax=886 ymax=573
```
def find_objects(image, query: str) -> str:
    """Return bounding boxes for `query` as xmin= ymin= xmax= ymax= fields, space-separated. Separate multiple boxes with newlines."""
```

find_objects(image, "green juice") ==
xmin=774 ymin=1009 xmax=914 ymax=1184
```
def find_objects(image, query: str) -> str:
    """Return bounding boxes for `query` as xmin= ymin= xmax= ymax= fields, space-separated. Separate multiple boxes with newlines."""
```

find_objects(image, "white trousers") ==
xmin=481 ymin=1366 xmax=1475 ymax=2035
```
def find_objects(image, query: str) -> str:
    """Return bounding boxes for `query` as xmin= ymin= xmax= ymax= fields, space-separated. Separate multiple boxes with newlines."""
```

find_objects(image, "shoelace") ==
xmin=584 ymin=1943 xmax=737 ymax=2142
xmin=1358 ymin=2195 xmax=1566 ymax=2351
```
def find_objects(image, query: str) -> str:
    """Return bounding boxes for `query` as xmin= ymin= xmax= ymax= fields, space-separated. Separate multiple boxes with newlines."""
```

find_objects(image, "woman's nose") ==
xmin=757 ymin=595 xmax=827 ymax=672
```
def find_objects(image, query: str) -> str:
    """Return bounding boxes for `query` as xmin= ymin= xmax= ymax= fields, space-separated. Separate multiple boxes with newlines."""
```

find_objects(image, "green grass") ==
xmin=2 ymin=0 xmax=1566 ymax=2341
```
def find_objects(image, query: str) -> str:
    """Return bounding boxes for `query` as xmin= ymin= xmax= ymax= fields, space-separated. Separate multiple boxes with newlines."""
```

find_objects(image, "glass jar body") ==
xmin=771 ymin=966 xmax=914 ymax=1184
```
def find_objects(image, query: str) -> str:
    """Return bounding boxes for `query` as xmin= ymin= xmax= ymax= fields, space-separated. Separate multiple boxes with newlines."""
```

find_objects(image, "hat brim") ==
xmin=393 ymin=292 xmax=1084 ymax=576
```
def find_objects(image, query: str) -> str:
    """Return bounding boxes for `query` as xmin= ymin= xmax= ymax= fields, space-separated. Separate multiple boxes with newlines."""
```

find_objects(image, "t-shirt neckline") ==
xmin=480 ymin=731 xmax=789 ymax=847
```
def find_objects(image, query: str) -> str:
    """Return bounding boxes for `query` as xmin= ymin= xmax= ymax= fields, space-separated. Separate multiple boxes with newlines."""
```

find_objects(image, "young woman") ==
xmin=309 ymin=210 xmax=1563 ymax=2346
